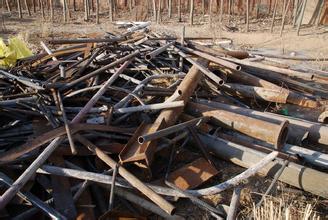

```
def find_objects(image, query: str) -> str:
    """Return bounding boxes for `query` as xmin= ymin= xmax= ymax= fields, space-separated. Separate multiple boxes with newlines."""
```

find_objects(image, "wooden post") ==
xmin=108 ymin=0 xmax=113 ymax=22
xmin=23 ymin=0 xmax=31 ymax=16
xmin=96 ymin=0 xmax=99 ymax=24
xmin=209 ymin=0 xmax=213 ymax=26
xmin=297 ymin=0 xmax=307 ymax=36
xmin=17 ymin=0 xmax=22 ymax=18
xmin=5 ymin=0 xmax=11 ymax=13
xmin=189 ymin=0 xmax=194 ymax=25
xmin=178 ymin=0 xmax=181 ymax=22
xmin=280 ymin=0 xmax=292 ymax=36
xmin=270 ymin=0 xmax=278 ymax=33
xmin=168 ymin=0 xmax=172 ymax=18
xmin=246 ymin=0 xmax=249 ymax=32
xmin=50 ymin=0 xmax=54 ymax=22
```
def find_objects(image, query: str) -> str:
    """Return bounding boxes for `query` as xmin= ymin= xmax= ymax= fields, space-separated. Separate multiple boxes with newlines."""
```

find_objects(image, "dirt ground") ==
xmin=1 ymin=9 xmax=328 ymax=219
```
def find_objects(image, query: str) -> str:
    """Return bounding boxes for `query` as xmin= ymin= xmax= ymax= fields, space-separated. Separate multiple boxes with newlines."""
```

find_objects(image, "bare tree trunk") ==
xmin=50 ymin=0 xmax=54 ymax=21
xmin=96 ymin=0 xmax=99 ymax=24
xmin=65 ymin=0 xmax=71 ymax=19
xmin=219 ymin=0 xmax=223 ymax=25
xmin=152 ymin=0 xmax=156 ymax=21
xmin=17 ymin=0 xmax=22 ymax=18
xmin=245 ymin=0 xmax=249 ymax=32
xmin=297 ymin=0 xmax=307 ymax=36
xmin=209 ymin=0 xmax=213 ymax=26
xmin=108 ymin=0 xmax=113 ymax=22
xmin=280 ymin=0 xmax=291 ymax=36
xmin=270 ymin=0 xmax=278 ymax=32
xmin=178 ymin=0 xmax=181 ymax=22
xmin=63 ymin=0 xmax=67 ymax=22
xmin=168 ymin=0 xmax=172 ymax=18
xmin=40 ymin=0 xmax=44 ymax=20
xmin=5 ymin=0 xmax=11 ymax=12
xmin=32 ymin=0 xmax=36 ymax=13
xmin=201 ymin=0 xmax=205 ymax=17
xmin=73 ymin=0 xmax=76 ymax=11
xmin=189 ymin=0 xmax=194 ymax=25
xmin=91 ymin=0 xmax=95 ymax=13
xmin=129 ymin=0 xmax=132 ymax=12
xmin=23 ymin=0 xmax=31 ymax=16
xmin=316 ymin=0 xmax=324 ymax=28
xmin=113 ymin=0 xmax=116 ymax=16
xmin=157 ymin=0 xmax=162 ymax=24
xmin=84 ymin=0 xmax=89 ymax=20
xmin=292 ymin=0 xmax=299 ymax=26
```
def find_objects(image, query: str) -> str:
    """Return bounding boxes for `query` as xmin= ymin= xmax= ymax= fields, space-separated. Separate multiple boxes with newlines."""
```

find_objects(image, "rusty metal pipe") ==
xmin=177 ymin=45 xmax=241 ymax=71
xmin=60 ymin=51 xmax=139 ymax=91
xmin=72 ymin=60 xmax=131 ymax=123
xmin=76 ymin=134 xmax=176 ymax=215
xmin=138 ymin=117 xmax=208 ymax=144
xmin=187 ymin=102 xmax=289 ymax=149
xmin=196 ymin=99 xmax=328 ymax=146
xmin=119 ymin=59 xmax=208 ymax=167
xmin=115 ymin=101 xmax=184 ymax=114
xmin=199 ymin=133 xmax=328 ymax=198
xmin=223 ymin=83 xmax=289 ymax=103
xmin=174 ymin=47 xmax=224 ymax=86
xmin=145 ymin=41 xmax=175 ymax=61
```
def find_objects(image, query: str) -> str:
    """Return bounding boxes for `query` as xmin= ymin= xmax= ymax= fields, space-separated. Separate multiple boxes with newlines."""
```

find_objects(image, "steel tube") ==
xmin=60 ymin=51 xmax=139 ymax=91
xmin=174 ymin=47 xmax=224 ymax=86
xmin=138 ymin=117 xmax=208 ymax=144
xmin=115 ymin=101 xmax=184 ymax=114
xmin=0 ymin=172 xmax=66 ymax=220
xmin=199 ymin=133 xmax=328 ymax=198
xmin=178 ymin=45 xmax=241 ymax=71
xmin=196 ymin=99 xmax=328 ymax=146
xmin=145 ymin=41 xmax=175 ymax=61
xmin=187 ymin=102 xmax=289 ymax=149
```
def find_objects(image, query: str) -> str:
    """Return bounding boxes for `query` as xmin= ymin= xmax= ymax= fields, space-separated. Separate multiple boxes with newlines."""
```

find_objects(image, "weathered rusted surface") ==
xmin=119 ymin=59 xmax=209 ymax=169
xmin=187 ymin=102 xmax=289 ymax=149
xmin=167 ymin=157 xmax=219 ymax=190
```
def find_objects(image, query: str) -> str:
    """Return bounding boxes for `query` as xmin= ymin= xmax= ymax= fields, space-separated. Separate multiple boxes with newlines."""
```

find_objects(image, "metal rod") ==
xmin=138 ymin=117 xmax=207 ymax=144
xmin=115 ymin=101 xmax=184 ymax=114
xmin=57 ymin=91 xmax=77 ymax=155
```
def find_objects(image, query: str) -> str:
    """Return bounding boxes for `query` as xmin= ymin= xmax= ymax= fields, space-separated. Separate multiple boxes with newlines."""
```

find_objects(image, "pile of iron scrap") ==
xmin=0 ymin=24 xmax=327 ymax=219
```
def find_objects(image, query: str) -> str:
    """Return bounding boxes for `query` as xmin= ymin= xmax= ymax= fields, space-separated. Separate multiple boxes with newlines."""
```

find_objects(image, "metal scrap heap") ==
xmin=0 ymin=23 xmax=327 ymax=219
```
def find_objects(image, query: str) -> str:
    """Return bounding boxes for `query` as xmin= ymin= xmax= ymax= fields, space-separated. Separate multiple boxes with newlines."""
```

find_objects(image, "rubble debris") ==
xmin=0 ymin=23 xmax=327 ymax=219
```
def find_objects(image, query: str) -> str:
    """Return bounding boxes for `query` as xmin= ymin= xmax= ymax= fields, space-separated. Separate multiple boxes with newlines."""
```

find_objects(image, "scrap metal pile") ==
xmin=0 ymin=23 xmax=327 ymax=219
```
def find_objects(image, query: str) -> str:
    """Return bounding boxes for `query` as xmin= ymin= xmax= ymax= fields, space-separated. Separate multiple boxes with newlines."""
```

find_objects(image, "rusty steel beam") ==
xmin=119 ymin=59 xmax=209 ymax=171
xmin=187 ymin=102 xmax=289 ymax=149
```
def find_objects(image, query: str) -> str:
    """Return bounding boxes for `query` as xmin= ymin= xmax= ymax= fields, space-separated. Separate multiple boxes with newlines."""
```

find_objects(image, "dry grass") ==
xmin=250 ymin=194 xmax=321 ymax=220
